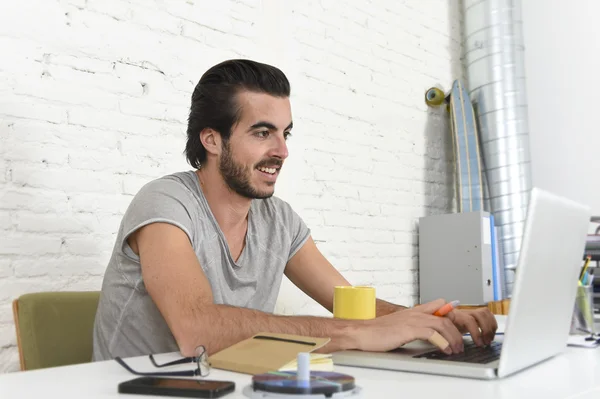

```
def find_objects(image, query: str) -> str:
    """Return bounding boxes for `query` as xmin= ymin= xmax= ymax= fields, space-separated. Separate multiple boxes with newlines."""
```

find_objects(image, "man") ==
xmin=92 ymin=59 xmax=497 ymax=362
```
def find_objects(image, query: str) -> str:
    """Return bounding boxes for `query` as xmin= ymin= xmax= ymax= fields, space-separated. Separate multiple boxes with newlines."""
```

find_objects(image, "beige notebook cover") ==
xmin=208 ymin=332 xmax=331 ymax=375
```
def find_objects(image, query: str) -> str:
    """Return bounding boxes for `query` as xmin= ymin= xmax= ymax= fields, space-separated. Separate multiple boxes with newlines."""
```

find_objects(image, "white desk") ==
xmin=1 ymin=317 xmax=599 ymax=399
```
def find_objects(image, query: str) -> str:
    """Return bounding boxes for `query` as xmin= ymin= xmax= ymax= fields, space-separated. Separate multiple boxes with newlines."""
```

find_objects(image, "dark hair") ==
xmin=185 ymin=59 xmax=291 ymax=168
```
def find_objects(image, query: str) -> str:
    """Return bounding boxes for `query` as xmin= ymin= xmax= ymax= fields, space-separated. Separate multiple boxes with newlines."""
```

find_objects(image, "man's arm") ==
xmin=130 ymin=223 xmax=466 ymax=357
xmin=376 ymin=298 xmax=407 ymax=316
xmin=284 ymin=237 xmax=407 ymax=316
xmin=132 ymin=223 xmax=356 ymax=355
xmin=284 ymin=237 xmax=498 ymax=344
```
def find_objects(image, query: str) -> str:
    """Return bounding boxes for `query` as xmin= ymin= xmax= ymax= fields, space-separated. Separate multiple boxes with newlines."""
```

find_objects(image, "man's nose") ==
xmin=270 ymin=134 xmax=289 ymax=160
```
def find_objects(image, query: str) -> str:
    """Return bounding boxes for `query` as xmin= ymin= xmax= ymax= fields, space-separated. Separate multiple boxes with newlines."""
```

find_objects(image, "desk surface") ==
xmin=1 ymin=317 xmax=600 ymax=399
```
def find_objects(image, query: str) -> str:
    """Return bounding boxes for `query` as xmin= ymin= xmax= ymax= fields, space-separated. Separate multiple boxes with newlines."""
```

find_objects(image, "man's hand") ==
xmin=445 ymin=307 xmax=498 ymax=347
xmin=352 ymin=299 xmax=465 ymax=355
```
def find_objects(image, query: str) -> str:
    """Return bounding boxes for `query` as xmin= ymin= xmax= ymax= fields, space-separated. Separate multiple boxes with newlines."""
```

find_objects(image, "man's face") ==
xmin=218 ymin=90 xmax=292 ymax=199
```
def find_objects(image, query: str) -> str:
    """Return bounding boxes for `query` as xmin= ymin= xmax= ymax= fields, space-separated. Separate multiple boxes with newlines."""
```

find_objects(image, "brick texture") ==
xmin=0 ymin=0 xmax=461 ymax=372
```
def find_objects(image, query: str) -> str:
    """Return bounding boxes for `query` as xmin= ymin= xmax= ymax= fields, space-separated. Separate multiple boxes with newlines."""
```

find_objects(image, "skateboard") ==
xmin=425 ymin=80 xmax=484 ymax=212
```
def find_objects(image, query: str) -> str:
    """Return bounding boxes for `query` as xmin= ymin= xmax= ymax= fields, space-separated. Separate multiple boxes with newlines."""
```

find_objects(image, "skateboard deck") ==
xmin=426 ymin=80 xmax=484 ymax=212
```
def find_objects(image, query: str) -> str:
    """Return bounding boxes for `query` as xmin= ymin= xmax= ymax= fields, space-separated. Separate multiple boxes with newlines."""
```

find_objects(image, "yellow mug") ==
xmin=333 ymin=286 xmax=376 ymax=320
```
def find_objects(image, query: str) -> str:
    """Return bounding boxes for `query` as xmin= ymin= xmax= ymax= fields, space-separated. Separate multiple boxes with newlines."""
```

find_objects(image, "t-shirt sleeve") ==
xmin=278 ymin=200 xmax=311 ymax=261
xmin=119 ymin=178 xmax=196 ymax=262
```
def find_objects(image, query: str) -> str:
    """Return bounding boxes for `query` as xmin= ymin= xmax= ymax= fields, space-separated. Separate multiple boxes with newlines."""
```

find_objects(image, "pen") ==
xmin=579 ymin=256 xmax=591 ymax=282
xmin=582 ymin=270 xmax=594 ymax=286
xmin=434 ymin=300 xmax=460 ymax=317
xmin=586 ymin=270 xmax=594 ymax=286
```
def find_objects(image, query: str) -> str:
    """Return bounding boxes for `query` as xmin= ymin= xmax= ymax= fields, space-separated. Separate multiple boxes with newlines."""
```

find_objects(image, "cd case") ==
xmin=208 ymin=332 xmax=331 ymax=375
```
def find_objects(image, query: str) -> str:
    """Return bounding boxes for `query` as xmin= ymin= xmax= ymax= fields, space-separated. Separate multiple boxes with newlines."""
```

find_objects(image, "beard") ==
xmin=218 ymin=140 xmax=279 ymax=199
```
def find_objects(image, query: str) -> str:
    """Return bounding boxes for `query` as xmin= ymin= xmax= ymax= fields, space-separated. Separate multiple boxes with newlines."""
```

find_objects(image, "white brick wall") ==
xmin=0 ymin=0 xmax=460 ymax=372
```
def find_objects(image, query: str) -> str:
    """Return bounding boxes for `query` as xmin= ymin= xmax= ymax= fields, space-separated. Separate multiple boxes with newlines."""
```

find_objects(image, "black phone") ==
xmin=118 ymin=376 xmax=235 ymax=398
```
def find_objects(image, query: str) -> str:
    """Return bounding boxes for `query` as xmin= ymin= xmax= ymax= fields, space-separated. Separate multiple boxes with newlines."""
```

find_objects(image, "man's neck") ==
xmin=195 ymin=168 xmax=250 ymax=234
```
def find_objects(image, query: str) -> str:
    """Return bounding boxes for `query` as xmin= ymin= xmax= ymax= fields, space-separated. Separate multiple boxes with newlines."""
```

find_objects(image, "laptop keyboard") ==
xmin=413 ymin=341 xmax=502 ymax=364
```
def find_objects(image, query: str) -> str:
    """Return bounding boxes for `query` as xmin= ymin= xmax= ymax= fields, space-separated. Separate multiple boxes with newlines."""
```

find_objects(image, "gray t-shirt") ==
xmin=92 ymin=170 xmax=310 ymax=361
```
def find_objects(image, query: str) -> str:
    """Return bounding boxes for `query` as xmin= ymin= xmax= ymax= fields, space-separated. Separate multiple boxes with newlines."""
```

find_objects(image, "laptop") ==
xmin=332 ymin=187 xmax=591 ymax=379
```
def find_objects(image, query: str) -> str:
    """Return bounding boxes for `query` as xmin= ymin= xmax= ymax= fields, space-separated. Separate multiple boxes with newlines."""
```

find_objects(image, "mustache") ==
xmin=255 ymin=158 xmax=283 ymax=169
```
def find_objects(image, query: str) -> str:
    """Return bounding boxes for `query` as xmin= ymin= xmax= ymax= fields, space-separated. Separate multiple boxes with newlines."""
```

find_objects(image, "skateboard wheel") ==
xmin=425 ymin=87 xmax=445 ymax=107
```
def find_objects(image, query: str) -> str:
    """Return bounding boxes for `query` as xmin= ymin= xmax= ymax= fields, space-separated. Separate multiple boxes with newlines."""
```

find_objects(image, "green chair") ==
xmin=12 ymin=291 xmax=101 ymax=371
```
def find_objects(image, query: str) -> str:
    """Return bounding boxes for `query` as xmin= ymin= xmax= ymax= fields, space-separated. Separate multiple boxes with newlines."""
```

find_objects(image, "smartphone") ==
xmin=118 ymin=376 xmax=235 ymax=398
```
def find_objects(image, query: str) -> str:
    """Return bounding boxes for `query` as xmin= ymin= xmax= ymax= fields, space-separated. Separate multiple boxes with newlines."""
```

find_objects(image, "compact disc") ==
xmin=251 ymin=371 xmax=355 ymax=396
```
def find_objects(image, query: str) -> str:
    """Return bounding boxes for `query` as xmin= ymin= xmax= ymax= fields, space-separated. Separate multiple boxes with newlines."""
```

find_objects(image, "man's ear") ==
xmin=199 ymin=128 xmax=222 ymax=156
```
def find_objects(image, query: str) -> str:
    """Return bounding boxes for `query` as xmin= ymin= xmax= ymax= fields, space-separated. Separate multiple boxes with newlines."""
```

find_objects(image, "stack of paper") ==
xmin=278 ymin=353 xmax=333 ymax=372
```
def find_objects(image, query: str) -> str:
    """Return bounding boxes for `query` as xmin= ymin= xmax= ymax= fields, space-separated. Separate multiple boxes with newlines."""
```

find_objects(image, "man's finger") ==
xmin=440 ymin=316 xmax=465 ymax=353
xmin=490 ymin=311 xmax=499 ymax=331
xmin=460 ymin=313 xmax=484 ymax=346
xmin=413 ymin=327 xmax=451 ymax=354
xmin=428 ymin=331 xmax=451 ymax=354
xmin=471 ymin=309 xmax=496 ymax=344
xmin=412 ymin=298 xmax=446 ymax=314
xmin=420 ymin=314 xmax=464 ymax=353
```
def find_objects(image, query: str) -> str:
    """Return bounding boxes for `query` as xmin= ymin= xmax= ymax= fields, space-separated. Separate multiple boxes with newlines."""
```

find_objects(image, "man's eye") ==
xmin=284 ymin=132 xmax=292 ymax=140
xmin=255 ymin=131 xmax=269 ymax=138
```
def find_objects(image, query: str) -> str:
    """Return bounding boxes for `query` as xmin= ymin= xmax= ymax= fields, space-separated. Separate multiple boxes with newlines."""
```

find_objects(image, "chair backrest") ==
xmin=12 ymin=291 xmax=101 ymax=371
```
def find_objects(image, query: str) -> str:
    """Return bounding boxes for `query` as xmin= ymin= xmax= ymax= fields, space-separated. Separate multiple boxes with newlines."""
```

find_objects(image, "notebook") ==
xmin=208 ymin=332 xmax=331 ymax=375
